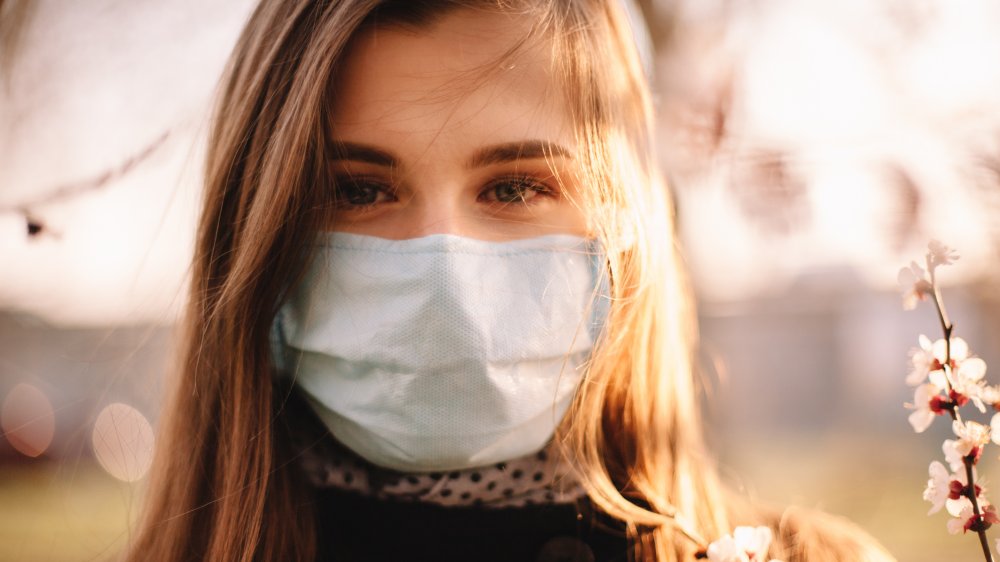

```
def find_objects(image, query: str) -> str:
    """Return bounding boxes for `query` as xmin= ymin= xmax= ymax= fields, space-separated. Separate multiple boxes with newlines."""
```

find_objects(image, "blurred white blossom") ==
xmin=945 ymin=497 xmax=999 ymax=535
xmin=898 ymin=261 xmax=933 ymax=310
xmin=909 ymin=335 xmax=969 ymax=387
xmin=924 ymin=460 xmax=981 ymax=516
xmin=911 ymin=336 xmax=989 ymax=412
xmin=927 ymin=240 xmax=960 ymax=272
xmin=908 ymin=383 xmax=945 ymax=433
xmin=907 ymin=335 xmax=941 ymax=386
xmin=990 ymin=413 xmax=1000 ymax=446
xmin=947 ymin=497 xmax=976 ymax=535
xmin=706 ymin=526 xmax=782 ymax=562
xmin=924 ymin=460 xmax=955 ymax=515
xmin=955 ymin=357 xmax=990 ymax=412
xmin=981 ymin=385 xmax=1000 ymax=410
xmin=944 ymin=439 xmax=966 ymax=473
xmin=952 ymin=420 xmax=991 ymax=459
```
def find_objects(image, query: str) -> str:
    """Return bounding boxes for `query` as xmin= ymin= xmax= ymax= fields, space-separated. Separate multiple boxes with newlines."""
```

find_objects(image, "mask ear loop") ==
xmin=269 ymin=307 xmax=290 ymax=377
xmin=586 ymin=239 xmax=612 ymax=342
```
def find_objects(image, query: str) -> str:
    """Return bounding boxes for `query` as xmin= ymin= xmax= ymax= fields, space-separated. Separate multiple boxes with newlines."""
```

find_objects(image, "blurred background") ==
xmin=1 ymin=0 xmax=999 ymax=560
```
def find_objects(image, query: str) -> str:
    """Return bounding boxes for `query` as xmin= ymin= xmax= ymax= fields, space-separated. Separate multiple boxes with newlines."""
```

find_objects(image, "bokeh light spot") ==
xmin=92 ymin=402 xmax=154 ymax=482
xmin=1 ymin=383 xmax=56 ymax=458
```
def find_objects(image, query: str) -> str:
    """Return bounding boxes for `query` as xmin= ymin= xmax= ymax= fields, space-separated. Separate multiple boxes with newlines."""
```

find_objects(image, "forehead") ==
xmin=330 ymin=9 xmax=573 ymax=155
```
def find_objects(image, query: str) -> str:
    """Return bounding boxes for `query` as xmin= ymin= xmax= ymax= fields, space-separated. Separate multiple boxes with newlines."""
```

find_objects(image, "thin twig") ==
xmin=930 ymin=269 xmax=994 ymax=562
xmin=0 ymin=130 xmax=169 ymax=214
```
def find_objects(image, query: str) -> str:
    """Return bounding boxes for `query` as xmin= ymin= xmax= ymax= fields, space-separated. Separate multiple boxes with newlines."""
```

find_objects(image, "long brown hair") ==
xmin=127 ymin=1 xmax=895 ymax=561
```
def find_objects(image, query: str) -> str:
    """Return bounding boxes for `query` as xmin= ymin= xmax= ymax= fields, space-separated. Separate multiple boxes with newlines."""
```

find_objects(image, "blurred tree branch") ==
xmin=0 ymin=0 xmax=35 ymax=81
xmin=0 ymin=131 xmax=170 ymax=237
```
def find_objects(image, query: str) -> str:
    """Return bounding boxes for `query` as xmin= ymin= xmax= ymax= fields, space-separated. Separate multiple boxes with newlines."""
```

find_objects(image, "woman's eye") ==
xmin=332 ymin=177 xmax=396 ymax=208
xmin=480 ymin=176 xmax=555 ymax=205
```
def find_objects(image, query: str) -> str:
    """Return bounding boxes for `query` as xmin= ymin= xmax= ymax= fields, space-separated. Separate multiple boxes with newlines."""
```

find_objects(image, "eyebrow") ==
xmin=467 ymin=140 xmax=573 ymax=168
xmin=330 ymin=142 xmax=396 ymax=167
xmin=328 ymin=140 xmax=573 ymax=169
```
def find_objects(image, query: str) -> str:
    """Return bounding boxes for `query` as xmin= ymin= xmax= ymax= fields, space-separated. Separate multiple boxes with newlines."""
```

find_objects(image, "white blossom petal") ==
xmin=907 ymin=384 xmax=940 ymax=433
xmin=991 ymin=413 xmax=1000 ymax=445
xmin=919 ymin=334 xmax=933 ymax=351
xmin=972 ymin=395 xmax=988 ymax=414
xmin=952 ymin=420 xmax=991 ymax=457
xmin=947 ymin=513 xmax=968 ymax=535
xmin=981 ymin=385 xmax=1000 ymax=408
xmin=909 ymin=409 xmax=936 ymax=434
xmin=944 ymin=440 xmax=965 ymax=472
xmin=906 ymin=336 xmax=938 ymax=386
xmin=947 ymin=502 xmax=976 ymax=535
xmin=928 ymin=370 xmax=949 ymax=391
xmin=947 ymin=497 xmax=972 ymax=518
xmin=959 ymin=358 xmax=988 ymax=382
xmin=928 ymin=240 xmax=960 ymax=270
xmin=936 ymin=337 xmax=970 ymax=362
xmin=898 ymin=262 xmax=932 ymax=310
xmin=707 ymin=526 xmax=774 ymax=562
xmin=924 ymin=461 xmax=951 ymax=515
xmin=706 ymin=535 xmax=745 ymax=562
xmin=932 ymin=338 xmax=957 ymax=363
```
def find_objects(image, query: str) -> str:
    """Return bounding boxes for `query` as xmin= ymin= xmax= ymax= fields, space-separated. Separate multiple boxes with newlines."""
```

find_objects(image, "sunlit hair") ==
xmin=127 ymin=1 xmax=895 ymax=561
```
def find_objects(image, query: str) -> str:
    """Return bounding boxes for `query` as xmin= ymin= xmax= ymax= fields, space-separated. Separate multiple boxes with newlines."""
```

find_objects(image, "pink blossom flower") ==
xmin=947 ymin=498 xmax=975 ymax=534
xmin=924 ymin=460 xmax=981 ymax=515
xmin=969 ymin=505 xmax=998 ymax=533
xmin=924 ymin=461 xmax=953 ymax=515
xmin=898 ymin=261 xmax=933 ymax=310
xmin=907 ymin=384 xmax=948 ymax=433
xmin=942 ymin=421 xmax=990 ymax=473
xmin=990 ymin=413 xmax=1000 ymax=446
xmin=910 ymin=336 xmax=987 ymax=410
xmin=947 ymin=498 xmax=999 ymax=534
xmin=927 ymin=240 xmax=960 ymax=271
xmin=955 ymin=357 xmax=990 ymax=412
xmin=944 ymin=439 xmax=966 ymax=472
xmin=981 ymin=385 xmax=1000 ymax=411
xmin=952 ymin=420 xmax=991 ymax=465
xmin=924 ymin=461 xmax=952 ymax=515
xmin=906 ymin=335 xmax=940 ymax=386
xmin=906 ymin=335 xmax=969 ymax=388
xmin=705 ymin=526 xmax=782 ymax=562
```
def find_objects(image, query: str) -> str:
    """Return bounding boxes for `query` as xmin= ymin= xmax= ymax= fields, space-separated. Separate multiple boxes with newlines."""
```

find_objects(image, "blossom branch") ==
xmin=966 ymin=458 xmax=996 ymax=561
xmin=0 ymin=130 xmax=169 ymax=238
xmin=941 ymin=331 xmax=993 ymax=560
xmin=905 ymin=241 xmax=996 ymax=562
xmin=928 ymin=249 xmax=992 ymax=560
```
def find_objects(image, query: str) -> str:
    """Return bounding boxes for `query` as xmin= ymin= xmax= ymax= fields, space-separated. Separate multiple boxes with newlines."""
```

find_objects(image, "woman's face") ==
xmin=326 ymin=9 xmax=588 ymax=241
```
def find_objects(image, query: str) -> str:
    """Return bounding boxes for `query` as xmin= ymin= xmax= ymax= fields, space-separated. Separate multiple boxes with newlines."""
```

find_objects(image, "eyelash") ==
xmin=331 ymin=176 xmax=397 ymax=209
xmin=479 ymin=175 xmax=557 ymax=206
xmin=330 ymin=174 xmax=558 ymax=211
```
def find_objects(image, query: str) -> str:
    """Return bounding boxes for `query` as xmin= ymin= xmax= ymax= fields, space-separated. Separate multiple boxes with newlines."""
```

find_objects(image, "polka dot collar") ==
xmin=298 ymin=435 xmax=586 ymax=508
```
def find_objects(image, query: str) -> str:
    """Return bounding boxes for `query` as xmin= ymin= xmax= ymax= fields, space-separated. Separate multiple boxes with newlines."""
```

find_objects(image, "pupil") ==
xmin=340 ymin=181 xmax=379 ymax=205
xmin=495 ymin=180 xmax=526 ymax=203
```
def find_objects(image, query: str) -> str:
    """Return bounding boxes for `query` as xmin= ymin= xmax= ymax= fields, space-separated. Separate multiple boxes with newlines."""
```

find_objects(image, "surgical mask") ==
xmin=273 ymin=232 xmax=606 ymax=472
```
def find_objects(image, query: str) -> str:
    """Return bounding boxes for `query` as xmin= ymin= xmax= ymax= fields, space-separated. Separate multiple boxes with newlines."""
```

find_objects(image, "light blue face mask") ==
xmin=273 ymin=232 xmax=607 ymax=472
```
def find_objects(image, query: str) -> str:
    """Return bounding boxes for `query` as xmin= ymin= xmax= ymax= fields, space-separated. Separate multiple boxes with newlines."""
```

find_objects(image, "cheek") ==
xmin=557 ymin=201 xmax=591 ymax=237
xmin=553 ymin=173 xmax=592 ymax=237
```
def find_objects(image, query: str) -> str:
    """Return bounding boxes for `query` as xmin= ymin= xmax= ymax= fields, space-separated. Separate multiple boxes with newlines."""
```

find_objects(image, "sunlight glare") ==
xmin=91 ymin=402 xmax=154 ymax=482
xmin=0 ymin=383 xmax=56 ymax=458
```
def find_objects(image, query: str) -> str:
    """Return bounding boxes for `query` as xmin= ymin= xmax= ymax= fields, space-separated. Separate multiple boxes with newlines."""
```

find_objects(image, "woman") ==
xmin=127 ymin=1 xmax=895 ymax=560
